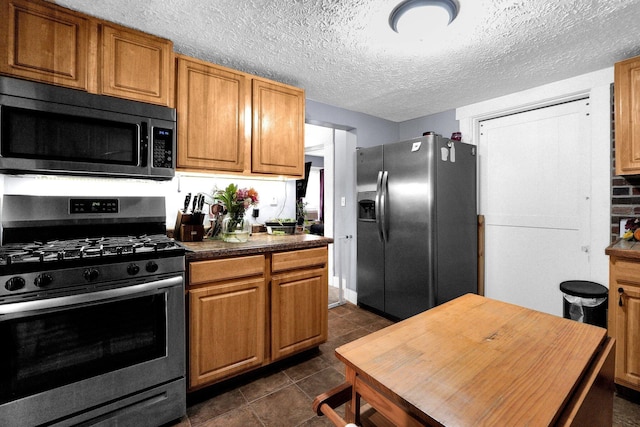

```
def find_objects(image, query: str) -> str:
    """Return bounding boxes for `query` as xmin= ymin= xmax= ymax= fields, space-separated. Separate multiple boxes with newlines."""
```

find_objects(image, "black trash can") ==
xmin=559 ymin=280 xmax=608 ymax=328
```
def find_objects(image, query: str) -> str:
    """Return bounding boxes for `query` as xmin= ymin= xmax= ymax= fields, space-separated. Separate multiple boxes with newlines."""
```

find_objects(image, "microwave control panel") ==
xmin=152 ymin=127 xmax=174 ymax=169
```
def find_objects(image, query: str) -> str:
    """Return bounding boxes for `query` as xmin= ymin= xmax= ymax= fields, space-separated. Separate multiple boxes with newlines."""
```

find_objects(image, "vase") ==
xmin=221 ymin=215 xmax=250 ymax=242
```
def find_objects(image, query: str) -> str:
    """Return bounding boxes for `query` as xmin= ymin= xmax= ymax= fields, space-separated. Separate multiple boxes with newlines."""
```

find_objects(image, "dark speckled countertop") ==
xmin=605 ymin=239 xmax=640 ymax=260
xmin=181 ymin=233 xmax=333 ymax=260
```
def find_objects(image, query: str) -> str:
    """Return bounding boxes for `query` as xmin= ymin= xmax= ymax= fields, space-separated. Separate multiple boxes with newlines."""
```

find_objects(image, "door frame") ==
xmin=456 ymin=68 xmax=613 ymax=289
xmin=305 ymin=121 xmax=358 ymax=306
xmin=478 ymin=100 xmax=591 ymax=315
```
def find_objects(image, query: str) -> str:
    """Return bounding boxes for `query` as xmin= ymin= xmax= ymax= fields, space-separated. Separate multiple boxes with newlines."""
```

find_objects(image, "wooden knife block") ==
xmin=174 ymin=211 xmax=205 ymax=242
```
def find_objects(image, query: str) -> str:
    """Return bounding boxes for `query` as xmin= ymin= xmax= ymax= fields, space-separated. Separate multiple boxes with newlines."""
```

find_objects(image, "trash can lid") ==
xmin=559 ymin=280 xmax=608 ymax=298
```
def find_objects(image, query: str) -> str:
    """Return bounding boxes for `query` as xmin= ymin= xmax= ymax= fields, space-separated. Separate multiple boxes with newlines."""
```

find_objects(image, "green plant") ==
xmin=296 ymin=200 xmax=308 ymax=224
xmin=213 ymin=184 xmax=259 ymax=230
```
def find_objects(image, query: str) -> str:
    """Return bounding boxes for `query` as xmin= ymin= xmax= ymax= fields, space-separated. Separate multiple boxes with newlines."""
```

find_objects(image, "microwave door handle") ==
xmin=138 ymin=122 xmax=147 ymax=167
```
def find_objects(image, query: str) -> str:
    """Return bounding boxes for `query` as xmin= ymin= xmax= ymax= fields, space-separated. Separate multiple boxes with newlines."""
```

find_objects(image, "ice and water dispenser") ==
xmin=358 ymin=192 xmax=376 ymax=221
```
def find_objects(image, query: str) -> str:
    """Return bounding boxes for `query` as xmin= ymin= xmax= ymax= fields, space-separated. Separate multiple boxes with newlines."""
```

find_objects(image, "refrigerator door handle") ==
xmin=375 ymin=171 xmax=384 ymax=241
xmin=381 ymin=171 xmax=389 ymax=242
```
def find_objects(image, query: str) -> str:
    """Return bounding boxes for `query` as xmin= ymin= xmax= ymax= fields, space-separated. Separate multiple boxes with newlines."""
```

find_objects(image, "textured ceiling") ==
xmin=53 ymin=0 xmax=640 ymax=122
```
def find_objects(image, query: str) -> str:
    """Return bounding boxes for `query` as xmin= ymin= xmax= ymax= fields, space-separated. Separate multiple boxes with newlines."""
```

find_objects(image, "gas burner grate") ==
xmin=0 ymin=234 xmax=182 ymax=266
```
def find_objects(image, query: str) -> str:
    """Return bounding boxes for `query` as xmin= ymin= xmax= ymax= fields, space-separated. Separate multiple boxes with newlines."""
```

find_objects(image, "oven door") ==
xmin=0 ymin=275 xmax=185 ymax=427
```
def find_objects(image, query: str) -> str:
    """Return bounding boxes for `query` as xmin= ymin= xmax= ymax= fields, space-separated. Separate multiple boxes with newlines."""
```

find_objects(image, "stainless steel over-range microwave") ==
xmin=0 ymin=76 xmax=176 ymax=180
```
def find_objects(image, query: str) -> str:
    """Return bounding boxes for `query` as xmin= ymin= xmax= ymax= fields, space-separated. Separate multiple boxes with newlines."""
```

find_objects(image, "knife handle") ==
xmin=191 ymin=195 xmax=198 ymax=213
xmin=183 ymin=193 xmax=191 ymax=212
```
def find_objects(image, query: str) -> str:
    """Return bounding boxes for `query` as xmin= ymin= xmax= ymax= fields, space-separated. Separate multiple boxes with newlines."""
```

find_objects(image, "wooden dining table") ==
xmin=316 ymin=294 xmax=615 ymax=427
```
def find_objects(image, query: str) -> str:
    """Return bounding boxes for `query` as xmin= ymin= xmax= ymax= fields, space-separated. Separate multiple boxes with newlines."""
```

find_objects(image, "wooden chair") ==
xmin=313 ymin=382 xmax=401 ymax=427
xmin=313 ymin=382 xmax=355 ymax=426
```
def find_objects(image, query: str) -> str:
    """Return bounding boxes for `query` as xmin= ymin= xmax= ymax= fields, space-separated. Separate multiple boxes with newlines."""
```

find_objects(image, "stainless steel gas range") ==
xmin=0 ymin=195 xmax=186 ymax=427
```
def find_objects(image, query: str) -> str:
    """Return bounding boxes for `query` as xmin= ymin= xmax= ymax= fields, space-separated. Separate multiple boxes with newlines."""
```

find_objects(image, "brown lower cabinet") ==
xmin=271 ymin=248 xmax=329 ymax=361
xmin=187 ymin=247 xmax=328 ymax=391
xmin=608 ymin=256 xmax=640 ymax=391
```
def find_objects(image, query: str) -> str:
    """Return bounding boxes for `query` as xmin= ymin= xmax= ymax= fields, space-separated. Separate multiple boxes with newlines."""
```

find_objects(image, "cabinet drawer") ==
xmin=271 ymin=247 xmax=327 ymax=273
xmin=612 ymin=259 xmax=640 ymax=286
xmin=190 ymin=255 xmax=264 ymax=285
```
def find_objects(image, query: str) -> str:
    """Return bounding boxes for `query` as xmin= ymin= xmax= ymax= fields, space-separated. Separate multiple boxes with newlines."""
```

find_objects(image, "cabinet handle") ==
xmin=618 ymin=287 xmax=624 ymax=306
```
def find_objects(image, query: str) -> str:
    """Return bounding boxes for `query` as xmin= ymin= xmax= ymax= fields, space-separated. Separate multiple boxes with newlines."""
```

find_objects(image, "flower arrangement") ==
xmin=623 ymin=218 xmax=640 ymax=241
xmin=213 ymin=184 xmax=259 ymax=238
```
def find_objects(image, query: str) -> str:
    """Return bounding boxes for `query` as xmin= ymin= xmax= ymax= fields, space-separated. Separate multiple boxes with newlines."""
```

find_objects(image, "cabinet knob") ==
xmin=618 ymin=287 xmax=624 ymax=306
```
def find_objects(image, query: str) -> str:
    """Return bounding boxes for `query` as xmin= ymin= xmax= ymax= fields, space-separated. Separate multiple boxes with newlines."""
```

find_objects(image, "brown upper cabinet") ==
xmin=252 ymin=78 xmax=305 ymax=177
xmin=615 ymin=55 xmax=640 ymax=175
xmin=176 ymin=55 xmax=249 ymax=173
xmin=1 ymin=0 xmax=304 ymax=176
xmin=99 ymin=23 xmax=173 ymax=106
xmin=0 ymin=0 xmax=174 ymax=107
xmin=176 ymin=55 xmax=305 ymax=177
xmin=0 ymin=0 xmax=93 ymax=90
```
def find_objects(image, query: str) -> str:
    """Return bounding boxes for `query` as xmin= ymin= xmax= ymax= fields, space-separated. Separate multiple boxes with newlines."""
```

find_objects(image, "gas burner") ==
xmin=0 ymin=196 xmax=185 ymax=271
xmin=85 ymin=237 xmax=106 ymax=246
xmin=0 ymin=234 xmax=182 ymax=266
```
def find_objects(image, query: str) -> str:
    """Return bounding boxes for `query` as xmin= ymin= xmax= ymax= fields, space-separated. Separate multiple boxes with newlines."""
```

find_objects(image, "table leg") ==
xmin=345 ymin=366 xmax=360 ymax=424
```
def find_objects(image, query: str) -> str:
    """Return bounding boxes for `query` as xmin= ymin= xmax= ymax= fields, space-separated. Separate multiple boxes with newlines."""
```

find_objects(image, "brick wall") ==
xmin=610 ymin=83 xmax=640 ymax=242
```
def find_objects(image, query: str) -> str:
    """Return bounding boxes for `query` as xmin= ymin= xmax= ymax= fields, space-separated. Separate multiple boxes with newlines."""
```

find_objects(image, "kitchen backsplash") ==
xmin=0 ymin=173 xmax=296 ymax=230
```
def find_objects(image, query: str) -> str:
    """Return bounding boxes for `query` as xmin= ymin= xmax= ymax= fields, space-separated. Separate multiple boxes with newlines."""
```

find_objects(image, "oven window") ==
xmin=0 ymin=293 xmax=166 ymax=404
xmin=1 ymin=106 xmax=139 ymax=165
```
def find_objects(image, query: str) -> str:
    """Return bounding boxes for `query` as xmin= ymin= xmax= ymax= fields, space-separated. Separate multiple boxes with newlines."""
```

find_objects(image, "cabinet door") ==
xmin=0 ymin=0 xmax=91 ymax=90
xmin=252 ymin=78 xmax=305 ymax=177
xmin=271 ymin=267 xmax=328 ymax=361
xmin=176 ymin=56 xmax=249 ymax=172
xmin=614 ymin=283 xmax=640 ymax=388
xmin=99 ymin=23 xmax=173 ymax=106
xmin=615 ymin=56 xmax=640 ymax=175
xmin=189 ymin=277 xmax=266 ymax=389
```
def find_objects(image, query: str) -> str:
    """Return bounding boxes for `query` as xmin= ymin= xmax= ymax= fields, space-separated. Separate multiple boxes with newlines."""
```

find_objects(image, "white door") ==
xmin=479 ymin=100 xmax=591 ymax=316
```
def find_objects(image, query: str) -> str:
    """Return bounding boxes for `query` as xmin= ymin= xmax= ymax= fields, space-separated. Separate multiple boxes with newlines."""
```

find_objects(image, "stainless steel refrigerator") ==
xmin=356 ymin=134 xmax=477 ymax=320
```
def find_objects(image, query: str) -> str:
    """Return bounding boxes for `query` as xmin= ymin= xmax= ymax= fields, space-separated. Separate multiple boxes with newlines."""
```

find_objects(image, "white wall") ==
xmin=457 ymin=67 xmax=613 ymax=289
xmin=399 ymin=109 xmax=459 ymax=141
xmin=306 ymin=99 xmax=399 ymax=148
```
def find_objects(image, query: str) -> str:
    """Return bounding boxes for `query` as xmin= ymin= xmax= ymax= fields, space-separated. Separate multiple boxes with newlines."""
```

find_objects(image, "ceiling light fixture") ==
xmin=389 ymin=0 xmax=458 ymax=34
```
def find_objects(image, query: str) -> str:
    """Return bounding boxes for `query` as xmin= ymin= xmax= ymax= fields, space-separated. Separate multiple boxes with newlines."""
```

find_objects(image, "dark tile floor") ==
xmin=169 ymin=302 xmax=640 ymax=427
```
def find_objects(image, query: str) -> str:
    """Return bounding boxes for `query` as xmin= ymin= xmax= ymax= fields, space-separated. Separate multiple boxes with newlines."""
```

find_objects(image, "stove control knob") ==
xmin=127 ymin=263 xmax=140 ymax=275
xmin=145 ymin=261 xmax=159 ymax=273
xmin=5 ymin=276 xmax=25 ymax=291
xmin=83 ymin=268 xmax=100 ymax=282
xmin=34 ymin=273 xmax=53 ymax=288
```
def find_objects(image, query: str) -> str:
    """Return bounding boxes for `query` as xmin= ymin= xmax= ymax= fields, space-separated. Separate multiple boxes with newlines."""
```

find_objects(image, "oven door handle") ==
xmin=0 ymin=276 xmax=183 ymax=316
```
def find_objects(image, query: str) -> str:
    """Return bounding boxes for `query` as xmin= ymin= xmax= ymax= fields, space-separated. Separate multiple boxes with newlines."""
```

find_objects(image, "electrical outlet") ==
xmin=341 ymin=197 xmax=346 ymax=207
xmin=270 ymin=197 xmax=277 ymax=206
